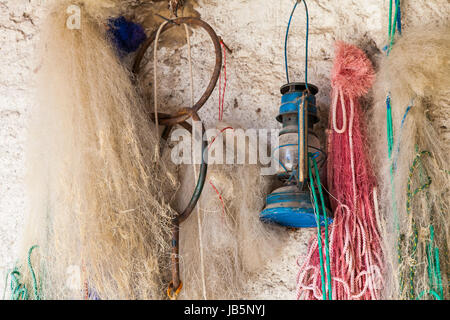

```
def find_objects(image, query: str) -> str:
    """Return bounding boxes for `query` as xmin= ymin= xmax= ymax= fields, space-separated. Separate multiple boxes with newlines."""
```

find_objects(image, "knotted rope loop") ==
xmin=331 ymin=86 xmax=347 ymax=134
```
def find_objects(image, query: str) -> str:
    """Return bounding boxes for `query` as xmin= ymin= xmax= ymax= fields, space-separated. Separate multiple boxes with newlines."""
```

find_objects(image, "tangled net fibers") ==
xmin=19 ymin=0 xmax=178 ymax=299
xmin=296 ymin=42 xmax=384 ymax=300
xmin=177 ymin=123 xmax=285 ymax=299
xmin=370 ymin=25 xmax=449 ymax=300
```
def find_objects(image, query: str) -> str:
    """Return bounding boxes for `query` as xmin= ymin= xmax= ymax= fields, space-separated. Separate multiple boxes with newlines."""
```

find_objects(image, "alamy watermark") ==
xmin=66 ymin=5 xmax=81 ymax=30
xmin=169 ymin=121 xmax=282 ymax=176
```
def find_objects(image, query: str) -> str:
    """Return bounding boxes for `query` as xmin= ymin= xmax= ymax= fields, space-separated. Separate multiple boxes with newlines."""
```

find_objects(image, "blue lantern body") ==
xmin=260 ymin=83 xmax=333 ymax=228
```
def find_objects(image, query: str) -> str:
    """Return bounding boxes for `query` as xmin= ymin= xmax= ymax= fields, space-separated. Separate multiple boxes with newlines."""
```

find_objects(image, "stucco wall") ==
xmin=0 ymin=0 xmax=448 ymax=299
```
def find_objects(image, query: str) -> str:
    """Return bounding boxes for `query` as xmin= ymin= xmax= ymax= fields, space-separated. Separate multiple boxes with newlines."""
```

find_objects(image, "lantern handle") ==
xmin=284 ymin=0 xmax=309 ymax=89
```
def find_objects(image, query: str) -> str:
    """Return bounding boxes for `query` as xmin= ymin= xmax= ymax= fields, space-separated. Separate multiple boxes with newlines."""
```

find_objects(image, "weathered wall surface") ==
xmin=0 ymin=0 xmax=448 ymax=299
xmin=0 ymin=0 xmax=42 ymax=297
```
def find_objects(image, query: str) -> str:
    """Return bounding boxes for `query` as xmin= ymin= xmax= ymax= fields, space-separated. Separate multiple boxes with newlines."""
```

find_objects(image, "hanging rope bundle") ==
xmin=297 ymin=42 xmax=383 ymax=300
xmin=20 ymin=0 xmax=179 ymax=299
xmin=386 ymin=0 xmax=402 ymax=55
xmin=370 ymin=24 xmax=450 ymax=300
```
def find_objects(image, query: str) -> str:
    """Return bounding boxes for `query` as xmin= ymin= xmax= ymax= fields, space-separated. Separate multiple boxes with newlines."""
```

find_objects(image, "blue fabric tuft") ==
xmin=108 ymin=16 xmax=147 ymax=56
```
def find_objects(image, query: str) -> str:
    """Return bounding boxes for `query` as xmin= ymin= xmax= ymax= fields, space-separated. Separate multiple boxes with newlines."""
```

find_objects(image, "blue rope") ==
xmin=284 ymin=1 xmax=298 ymax=84
xmin=396 ymin=0 xmax=402 ymax=35
xmin=400 ymin=104 xmax=411 ymax=128
xmin=392 ymin=102 xmax=413 ymax=171
xmin=107 ymin=16 xmax=147 ymax=57
xmin=386 ymin=94 xmax=394 ymax=157
xmin=284 ymin=0 xmax=309 ymax=87
xmin=303 ymin=0 xmax=309 ymax=88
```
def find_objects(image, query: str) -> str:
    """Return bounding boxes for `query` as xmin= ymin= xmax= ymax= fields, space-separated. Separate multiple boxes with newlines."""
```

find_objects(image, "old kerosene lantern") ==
xmin=260 ymin=0 xmax=332 ymax=228
xmin=260 ymin=82 xmax=332 ymax=228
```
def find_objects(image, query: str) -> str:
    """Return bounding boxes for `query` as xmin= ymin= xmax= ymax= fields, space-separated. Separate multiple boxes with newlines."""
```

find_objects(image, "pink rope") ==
xmin=296 ymin=42 xmax=383 ymax=300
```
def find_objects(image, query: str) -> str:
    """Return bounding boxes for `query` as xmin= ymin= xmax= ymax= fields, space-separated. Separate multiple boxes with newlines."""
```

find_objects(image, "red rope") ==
xmin=208 ymin=126 xmax=234 ymax=150
xmin=208 ymin=180 xmax=226 ymax=220
xmin=296 ymin=42 xmax=382 ymax=300
xmin=207 ymin=126 xmax=234 ymax=221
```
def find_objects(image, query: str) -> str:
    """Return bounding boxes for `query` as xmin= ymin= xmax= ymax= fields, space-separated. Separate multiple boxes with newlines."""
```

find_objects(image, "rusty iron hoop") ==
xmin=132 ymin=17 xmax=222 ymax=126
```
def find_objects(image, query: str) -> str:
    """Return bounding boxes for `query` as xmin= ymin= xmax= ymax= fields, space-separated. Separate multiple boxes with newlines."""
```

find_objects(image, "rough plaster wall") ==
xmin=0 ymin=0 xmax=43 ymax=297
xmin=0 ymin=0 xmax=448 ymax=299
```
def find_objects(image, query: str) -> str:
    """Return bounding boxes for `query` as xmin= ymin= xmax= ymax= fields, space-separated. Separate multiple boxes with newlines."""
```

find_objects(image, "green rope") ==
xmin=393 ymin=140 xmax=444 ymax=301
xmin=385 ymin=0 xmax=404 ymax=294
xmin=308 ymin=153 xmax=333 ymax=300
xmin=4 ymin=245 xmax=41 ymax=300
xmin=386 ymin=96 xmax=394 ymax=158
xmin=385 ymin=1 xmax=445 ymax=300
xmin=387 ymin=0 xmax=401 ymax=55
xmin=312 ymin=155 xmax=332 ymax=300
xmin=388 ymin=0 xmax=393 ymax=41
xmin=8 ymin=270 xmax=29 ymax=300
xmin=28 ymin=245 xmax=41 ymax=300
xmin=386 ymin=96 xmax=404 ymax=293
xmin=419 ymin=225 xmax=444 ymax=300
xmin=402 ymin=150 xmax=432 ymax=299
xmin=427 ymin=227 xmax=435 ymax=294
xmin=416 ymin=290 xmax=442 ymax=300
xmin=434 ymin=245 xmax=444 ymax=299
xmin=308 ymin=156 xmax=326 ymax=299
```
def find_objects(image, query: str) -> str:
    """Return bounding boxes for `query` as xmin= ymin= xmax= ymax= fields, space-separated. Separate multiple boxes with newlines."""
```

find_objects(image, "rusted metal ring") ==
xmin=152 ymin=110 xmax=207 ymax=223
xmin=176 ymin=110 xmax=207 ymax=224
xmin=132 ymin=17 xmax=222 ymax=126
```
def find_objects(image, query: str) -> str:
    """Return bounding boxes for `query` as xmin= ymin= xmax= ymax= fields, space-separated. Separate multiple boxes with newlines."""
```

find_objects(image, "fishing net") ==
xmin=177 ymin=122 xmax=285 ymax=299
xmin=369 ymin=25 xmax=450 ymax=300
xmin=17 ymin=0 xmax=178 ymax=300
